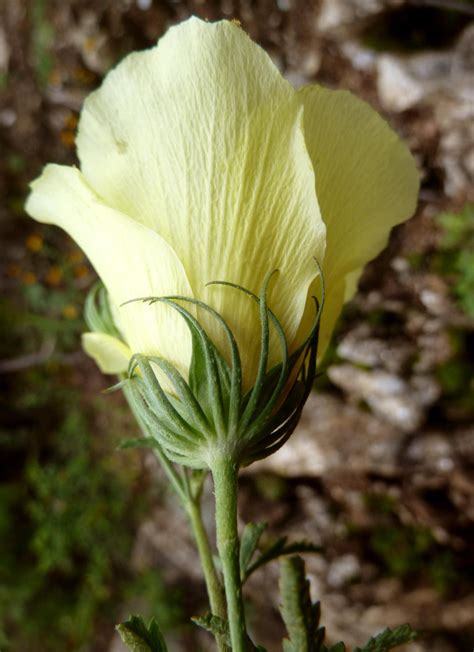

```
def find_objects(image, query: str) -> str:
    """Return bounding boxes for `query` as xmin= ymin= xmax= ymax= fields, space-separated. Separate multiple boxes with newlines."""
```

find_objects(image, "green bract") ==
xmin=88 ymin=271 xmax=323 ymax=468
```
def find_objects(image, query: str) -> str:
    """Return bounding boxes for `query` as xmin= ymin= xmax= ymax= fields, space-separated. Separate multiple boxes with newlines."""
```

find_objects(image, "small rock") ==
xmin=452 ymin=427 xmax=474 ymax=463
xmin=327 ymin=554 xmax=361 ymax=588
xmin=317 ymin=0 xmax=404 ymax=35
xmin=337 ymin=324 xmax=415 ymax=373
xmin=375 ymin=25 xmax=474 ymax=199
xmin=405 ymin=432 xmax=455 ymax=473
xmin=328 ymin=365 xmax=438 ymax=431
xmin=377 ymin=55 xmax=427 ymax=112
xmin=252 ymin=392 xmax=407 ymax=476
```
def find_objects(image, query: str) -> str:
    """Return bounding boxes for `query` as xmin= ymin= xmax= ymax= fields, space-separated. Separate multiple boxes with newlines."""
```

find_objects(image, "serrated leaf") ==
xmin=192 ymin=613 xmax=268 ymax=651
xmin=354 ymin=625 xmax=418 ymax=652
xmin=322 ymin=643 xmax=346 ymax=652
xmin=192 ymin=613 xmax=230 ymax=643
xmin=279 ymin=556 xmax=325 ymax=652
xmin=244 ymin=536 xmax=321 ymax=581
xmin=116 ymin=615 xmax=168 ymax=652
xmin=239 ymin=522 xmax=267 ymax=579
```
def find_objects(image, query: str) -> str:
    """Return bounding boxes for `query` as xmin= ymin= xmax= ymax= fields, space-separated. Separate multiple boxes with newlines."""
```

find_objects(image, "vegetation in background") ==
xmin=0 ymin=235 xmax=183 ymax=650
xmin=1 ymin=2 xmax=473 ymax=648
xmin=31 ymin=0 xmax=54 ymax=87
xmin=362 ymin=493 xmax=460 ymax=595
xmin=362 ymin=4 xmax=471 ymax=52
xmin=435 ymin=204 xmax=474 ymax=319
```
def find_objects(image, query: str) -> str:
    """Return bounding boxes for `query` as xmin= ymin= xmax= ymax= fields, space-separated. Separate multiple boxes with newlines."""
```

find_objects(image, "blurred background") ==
xmin=0 ymin=1 xmax=473 ymax=651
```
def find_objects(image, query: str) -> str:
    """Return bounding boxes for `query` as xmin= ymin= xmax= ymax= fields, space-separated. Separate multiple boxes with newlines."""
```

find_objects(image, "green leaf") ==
xmin=192 ymin=612 xmax=267 ymax=651
xmin=116 ymin=615 xmax=169 ymax=652
xmin=354 ymin=625 xmax=418 ymax=652
xmin=279 ymin=556 xmax=325 ymax=652
xmin=192 ymin=613 xmax=230 ymax=644
xmin=239 ymin=522 xmax=267 ymax=580
xmin=322 ymin=643 xmax=346 ymax=652
xmin=244 ymin=536 xmax=321 ymax=581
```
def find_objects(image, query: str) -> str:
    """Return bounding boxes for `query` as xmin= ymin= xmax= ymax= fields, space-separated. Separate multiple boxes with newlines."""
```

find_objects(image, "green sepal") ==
xmin=239 ymin=522 xmax=267 ymax=580
xmin=126 ymin=377 xmax=207 ymax=468
xmin=117 ymin=437 xmax=161 ymax=450
xmin=171 ymin=295 xmax=242 ymax=434
xmin=238 ymin=271 xmax=278 ymax=431
xmin=354 ymin=625 xmax=418 ymax=652
xmin=141 ymin=297 xmax=230 ymax=436
xmin=207 ymin=276 xmax=290 ymax=438
xmin=280 ymin=556 xmax=325 ymax=652
xmin=187 ymin=316 xmax=229 ymax=432
xmin=84 ymin=281 xmax=119 ymax=336
xmin=119 ymin=267 xmax=324 ymax=469
xmin=116 ymin=615 xmax=168 ymax=652
xmin=208 ymin=275 xmax=322 ymax=465
xmin=244 ymin=536 xmax=321 ymax=582
xmin=141 ymin=355 xmax=210 ymax=435
xmin=130 ymin=355 xmax=202 ymax=441
xmin=102 ymin=378 xmax=131 ymax=394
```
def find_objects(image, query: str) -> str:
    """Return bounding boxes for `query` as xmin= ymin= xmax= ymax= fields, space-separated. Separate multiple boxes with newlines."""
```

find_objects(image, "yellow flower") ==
xmin=62 ymin=304 xmax=78 ymax=320
xmin=25 ymin=17 xmax=418 ymax=389
xmin=26 ymin=233 xmax=43 ymax=252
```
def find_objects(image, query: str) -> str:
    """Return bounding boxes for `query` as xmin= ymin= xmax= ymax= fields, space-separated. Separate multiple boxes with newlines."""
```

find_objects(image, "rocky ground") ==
xmin=1 ymin=1 xmax=473 ymax=651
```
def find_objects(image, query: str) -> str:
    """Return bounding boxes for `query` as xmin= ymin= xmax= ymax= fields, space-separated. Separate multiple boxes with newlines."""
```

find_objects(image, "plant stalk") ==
xmin=212 ymin=456 xmax=248 ymax=652
xmin=186 ymin=499 xmax=229 ymax=651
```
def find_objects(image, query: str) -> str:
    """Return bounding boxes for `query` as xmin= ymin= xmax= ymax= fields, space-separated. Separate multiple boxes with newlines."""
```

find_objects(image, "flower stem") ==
xmin=186 ymin=499 xmax=229 ymax=652
xmin=212 ymin=456 xmax=248 ymax=652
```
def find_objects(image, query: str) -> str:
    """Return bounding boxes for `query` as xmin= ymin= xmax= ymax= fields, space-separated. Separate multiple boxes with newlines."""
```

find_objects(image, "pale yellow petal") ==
xmin=76 ymin=17 xmax=325 ymax=387
xmin=298 ymin=85 xmax=419 ymax=356
xmin=82 ymin=332 xmax=132 ymax=374
xmin=343 ymin=269 xmax=363 ymax=302
xmin=296 ymin=269 xmax=360 ymax=366
xmin=299 ymin=85 xmax=419 ymax=278
xmin=25 ymin=165 xmax=193 ymax=379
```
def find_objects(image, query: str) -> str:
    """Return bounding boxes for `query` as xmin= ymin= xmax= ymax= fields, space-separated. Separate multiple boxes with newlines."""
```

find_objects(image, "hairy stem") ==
xmin=186 ymin=498 xmax=229 ymax=651
xmin=212 ymin=456 xmax=248 ymax=652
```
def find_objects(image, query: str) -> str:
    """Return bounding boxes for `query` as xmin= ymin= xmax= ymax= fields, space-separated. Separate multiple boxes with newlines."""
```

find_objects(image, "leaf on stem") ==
xmin=321 ymin=643 xmax=346 ymax=652
xmin=239 ymin=521 xmax=267 ymax=580
xmin=116 ymin=615 xmax=168 ymax=652
xmin=192 ymin=613 xmax=230 ymax=645
xmin=244 ymin=536 xmax=321 ymax=581
xmin=353 ymin=625 xmax=418 ymax=652
xmin=279 ymin=556 xmax=325 ymax=652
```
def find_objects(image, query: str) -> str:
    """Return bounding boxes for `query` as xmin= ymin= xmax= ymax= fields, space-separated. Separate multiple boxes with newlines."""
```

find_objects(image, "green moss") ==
xmin=30 ymin=0 xmax=54 ymax=87
xmin=0 ymin=272 xmax=184 ymax=649
xmin=435 ymin=205 xmax=474 ymax=318
xmin=361 ymin=493 xmax=462 ymax=595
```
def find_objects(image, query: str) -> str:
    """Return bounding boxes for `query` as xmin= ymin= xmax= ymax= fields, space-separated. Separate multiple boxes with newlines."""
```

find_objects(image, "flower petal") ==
xmin=26 ymin=165 xmax=193 ymax=379
xmin=76 ymin=17 xmax=325 ymax=387
xmin=298 ymin=85 xmax=419 ymax=356
xmin=82 ymin=332 xmax=132 ymax=374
